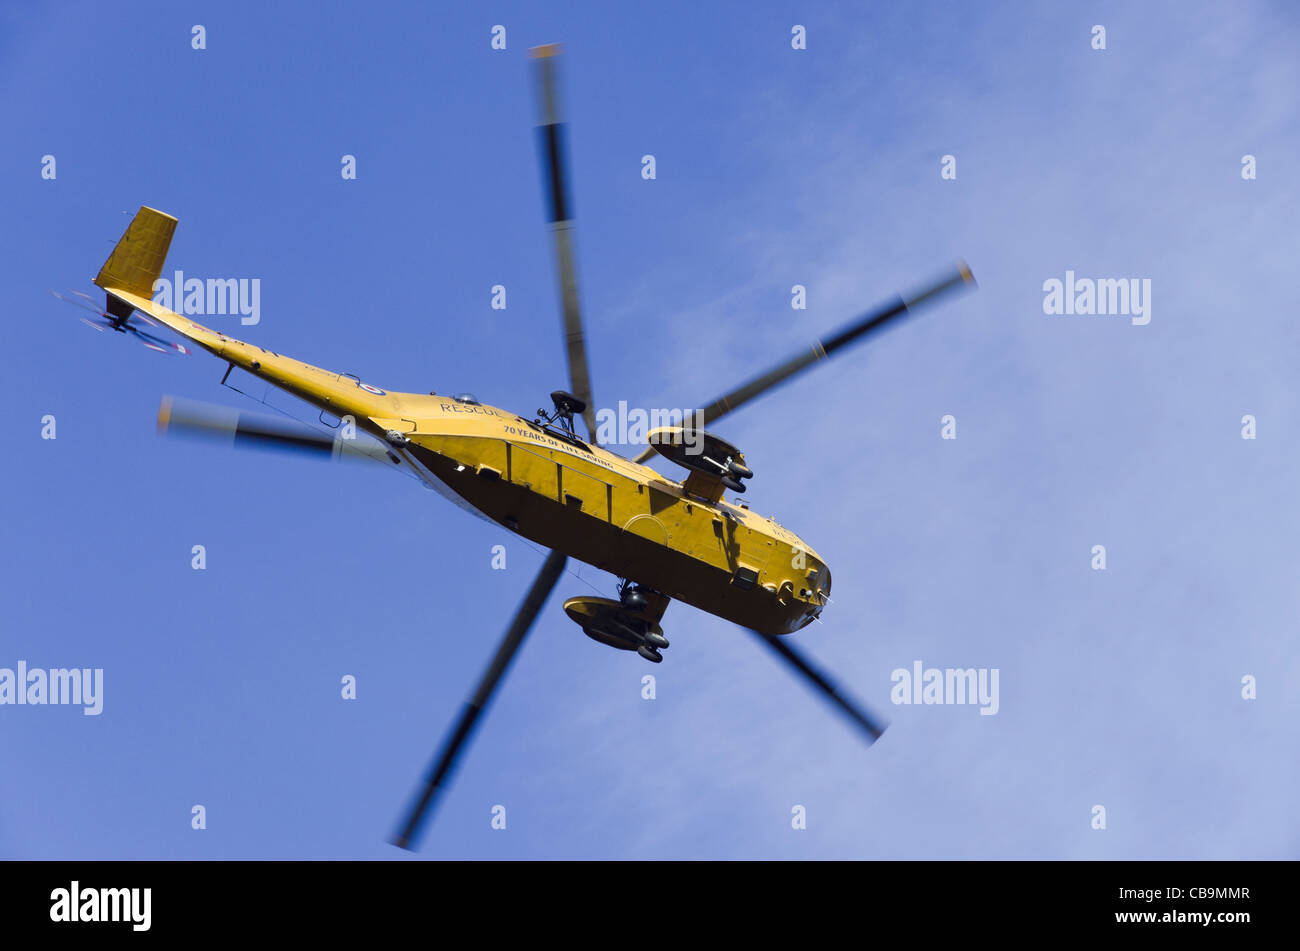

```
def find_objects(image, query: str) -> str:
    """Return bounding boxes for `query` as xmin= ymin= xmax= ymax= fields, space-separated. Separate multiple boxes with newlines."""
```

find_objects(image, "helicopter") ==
xmin=56 ymin=44 xmax=976 ymax=851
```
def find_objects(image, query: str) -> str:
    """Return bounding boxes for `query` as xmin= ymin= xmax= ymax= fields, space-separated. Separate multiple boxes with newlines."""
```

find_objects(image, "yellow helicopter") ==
xmin=58 ymin=45 xmax=975 ymax=850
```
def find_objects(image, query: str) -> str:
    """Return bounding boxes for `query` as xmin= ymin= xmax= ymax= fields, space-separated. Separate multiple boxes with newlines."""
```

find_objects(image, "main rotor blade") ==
xmin=393 ymin=549 xmax=568 ymax=851
xmin=749 ymin=630 xmax=886 ymax=744
xmin=157 ymin=395 xmax=399 ymax=465
xmin=632 ymin=263 xmax=976 ymax=463
xmin=531 ymin=44 xmax=598 ymax=443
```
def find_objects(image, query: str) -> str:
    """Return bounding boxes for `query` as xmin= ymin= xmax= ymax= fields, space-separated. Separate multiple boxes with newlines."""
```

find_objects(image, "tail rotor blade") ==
xmin=55 ymin=289 xmax=189 ymax=353
xmin=53 ymin=289 xmax=109 ymax=318
xmin=126 ymin=326 xmax=189 ymax=354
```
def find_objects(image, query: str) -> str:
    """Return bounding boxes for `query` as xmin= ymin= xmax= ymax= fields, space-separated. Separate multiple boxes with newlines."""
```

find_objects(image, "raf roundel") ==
xmin=357 ymin=382 xmax=386 ymax=395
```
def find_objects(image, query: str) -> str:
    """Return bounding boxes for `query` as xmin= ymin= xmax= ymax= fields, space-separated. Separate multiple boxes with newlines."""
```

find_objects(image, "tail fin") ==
xmin=94 ymin=206 xmax=177 ymax=301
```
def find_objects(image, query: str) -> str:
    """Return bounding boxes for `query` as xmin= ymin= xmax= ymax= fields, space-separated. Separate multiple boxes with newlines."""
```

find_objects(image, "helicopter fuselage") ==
xmin=110 ymin=286 xmax=831 ymax=636
xmin=399 ymin=399 xmax=831 ymax=636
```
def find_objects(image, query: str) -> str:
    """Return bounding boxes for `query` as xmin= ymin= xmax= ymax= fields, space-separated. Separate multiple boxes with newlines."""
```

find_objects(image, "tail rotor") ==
xmin=52 ymin=289 xmax=190 ymax=355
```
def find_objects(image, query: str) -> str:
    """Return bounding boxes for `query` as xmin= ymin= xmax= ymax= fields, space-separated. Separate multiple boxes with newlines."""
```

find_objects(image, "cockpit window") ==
xmin=452 ymin=393 xmax=481 ymax=405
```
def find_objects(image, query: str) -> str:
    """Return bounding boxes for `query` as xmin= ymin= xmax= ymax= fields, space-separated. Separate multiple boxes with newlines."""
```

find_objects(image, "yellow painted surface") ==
xmin=94 ymin=208 xmax=831 ymax=634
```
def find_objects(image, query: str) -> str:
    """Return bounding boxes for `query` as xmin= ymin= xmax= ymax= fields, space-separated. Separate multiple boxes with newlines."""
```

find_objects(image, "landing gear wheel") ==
xmin=637 ymin=645 xmax=663 ymax=663
xmin=644 ymin=632 xmax=669 ymax=650
xmin=727 ymin=459 xmax=754 ymax=480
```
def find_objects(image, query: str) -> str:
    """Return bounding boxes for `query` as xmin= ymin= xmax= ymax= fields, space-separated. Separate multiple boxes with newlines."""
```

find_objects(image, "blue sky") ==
xmin=2 ymin=0 xmax=1298 ymax=859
